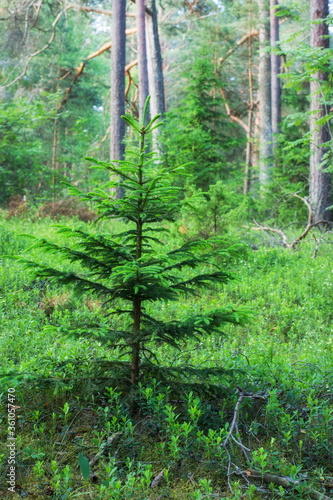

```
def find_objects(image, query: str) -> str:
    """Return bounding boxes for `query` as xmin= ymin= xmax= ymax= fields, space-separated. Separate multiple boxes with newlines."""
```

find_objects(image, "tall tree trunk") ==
xmin=110 ymin=0 xmax=126 ymax=198
xmin=244 ymin=1 xmax=255 ymax=195
xmin=146 ymin=0 xmax=165 ymax=118
xmin=136 ymin=0 xmax=150 ymax=123
xmin=258 ymin=0 xmax=273 ymax=190
xmin=309 ymin=0 xmax=331 ymax=222
xmin=146 ymin=0 xmax=165 ymax=152
xmin=52 ymin=116 xmax=58 ymax=202
xmin=270 ymin=0 xmax=281 ymax=155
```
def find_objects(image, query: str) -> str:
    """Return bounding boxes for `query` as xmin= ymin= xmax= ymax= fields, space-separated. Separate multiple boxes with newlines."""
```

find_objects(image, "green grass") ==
xmin=0 ymin=215 xmax=332 ymax=499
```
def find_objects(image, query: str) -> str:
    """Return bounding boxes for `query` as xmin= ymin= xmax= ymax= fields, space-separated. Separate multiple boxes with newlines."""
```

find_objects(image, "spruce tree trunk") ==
xmin=309 ymin=0 xmax=332 ymax=222
xmin=258 ymin=0 xmax=273 ymax=190
xmin=131 ymin=133 xmax=145 ymax=386
xmin=131 ymin=295 xmax=141 ymax=385
xmin=110 ymin=0 xmax=126 ymax=198
xmin=136 ymin=0 xmax=150 ymax=122
xmin=270 ymin=0 xmax=281 ymax=155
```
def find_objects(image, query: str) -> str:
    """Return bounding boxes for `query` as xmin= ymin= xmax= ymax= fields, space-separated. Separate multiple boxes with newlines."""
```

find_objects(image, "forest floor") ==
xmin=0 ymin=214 xmax=332 ymax=499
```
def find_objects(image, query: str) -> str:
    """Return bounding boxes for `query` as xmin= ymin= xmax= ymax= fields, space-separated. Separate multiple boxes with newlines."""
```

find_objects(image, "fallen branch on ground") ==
xmin=221 ymin=389 xmax=268 ymax=492
xmin=89 ymin=432 xmax=122 ymax=469
xmin=248 ymin=469 xmax=332 ymax=500
xmin=245 ymin=194 xmax=332 ymax=252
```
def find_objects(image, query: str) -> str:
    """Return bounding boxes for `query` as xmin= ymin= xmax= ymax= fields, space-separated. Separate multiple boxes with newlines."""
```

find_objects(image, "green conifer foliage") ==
xmin=20 ymin=101 xmax=248 ymax=386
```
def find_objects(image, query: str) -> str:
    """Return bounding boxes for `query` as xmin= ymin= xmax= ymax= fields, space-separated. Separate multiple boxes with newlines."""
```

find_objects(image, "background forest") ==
xmin=0 ymin=0 xmax=333 ymax=498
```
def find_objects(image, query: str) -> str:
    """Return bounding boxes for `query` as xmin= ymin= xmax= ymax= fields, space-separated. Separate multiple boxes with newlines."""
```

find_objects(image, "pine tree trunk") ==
xmin=52 ymin=117 xmax=58 ymax=202
xmin=309 ymin=0 xmax=332 ymax=222
xmin=146 ymin=0 xmax=165 ymax=152
xmin=258 ymin=0 xmax=273 ymax=190
xmin=136 ymin=0 xmax=150 ymax=123
xmin=270 ymin=0 xmax=281 ymax=155
xmin=110 ymin=0 xmax=126 ymax=198
xmin=146 ymin=0 xmax=165 ymax=118
xmin=244 ymin=19 xmax=255 ymax=195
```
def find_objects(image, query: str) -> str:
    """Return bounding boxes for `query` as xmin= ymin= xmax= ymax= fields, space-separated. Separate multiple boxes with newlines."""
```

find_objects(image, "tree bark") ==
xmin=258 ymin=0 xmax=273 ymax=190
xmin=110 ymin=0 xmax=126 ymax=198
xmin=270 ymin=0 xmax=281 ymax=155
xmin=244 ymin=8 xmax=256 ymax=195
xmin=146 ymin=0 xmax=165 ymax=153
xmin=309 ymin=0 xmax=332 ymax=222
xmin=146 ymin=0 xmax=165 ymax=118
xmin=110 ymin=0 xmax=126 ymax=163
xmin=136 ymin=0 xmax=150 ymax=123
xmin=131 ymin=132 xmax=145 ymax=386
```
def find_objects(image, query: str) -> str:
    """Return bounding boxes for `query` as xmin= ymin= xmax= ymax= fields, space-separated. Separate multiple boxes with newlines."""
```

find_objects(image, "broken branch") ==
xmin=89 ymin=432 xmax=122 ymax=469
xmin=218 ymin=31 xmax=259 ymax=66
xmin=219 ymin=87 xmax=249 ymax=133
xmin=248 ymin=469 xmax=332 ymax=500
xmin=59 ymin=29 xmax=137 ymax=109
xmin=246 ymin=194 xmax=332 ymax=251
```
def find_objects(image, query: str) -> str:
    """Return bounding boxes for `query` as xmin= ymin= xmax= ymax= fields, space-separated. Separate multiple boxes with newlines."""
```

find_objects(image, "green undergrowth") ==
xmin=0 ymin=217 xmax=332 ymax=499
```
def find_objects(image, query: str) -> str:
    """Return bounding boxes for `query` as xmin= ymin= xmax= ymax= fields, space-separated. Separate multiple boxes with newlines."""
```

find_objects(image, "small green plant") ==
xmin=15 ymin=99 xmax=249 ymax=388
xmin=33 ymin=459 xmax=45 ymax=479
xmin=251 ymin=447 xmax=270 ymax=475
xmin=50 ymin=460 xmax=74 ymax=499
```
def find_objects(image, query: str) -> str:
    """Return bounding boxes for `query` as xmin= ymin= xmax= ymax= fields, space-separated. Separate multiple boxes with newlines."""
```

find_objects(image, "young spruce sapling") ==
xmin=19 ymin=100 xmax=249 ymax=387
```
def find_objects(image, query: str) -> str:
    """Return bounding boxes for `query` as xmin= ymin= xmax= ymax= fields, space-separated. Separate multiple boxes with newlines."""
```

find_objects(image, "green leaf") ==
xmin=78 ymin=453 xmax=90 ymax=481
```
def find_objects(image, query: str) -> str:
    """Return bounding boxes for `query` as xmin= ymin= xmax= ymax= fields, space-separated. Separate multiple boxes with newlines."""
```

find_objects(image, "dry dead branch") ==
xmin=125 ymin=59 xmax=138 ymax=99
xmin=218 ymin=31 xmax=259 ymax=66
xmin=218 ymin=86 xmax=250 ymax=133
xmin=221 ymin=389 xmax=268 ymax=492
xmin=246 ymin=194 xmax=332 ymax=252
xmin=248 ymin=470 xmax=332 ymax=500
xmin=150 ymin=469 xmax=165 ymax=488
xmin=89 ymin=432 xmax=122 ymax=469
xmin=59 ymin=29 xmax=137 ymax=109
xmin=224 ymin=390 xmax=331 ymax=499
